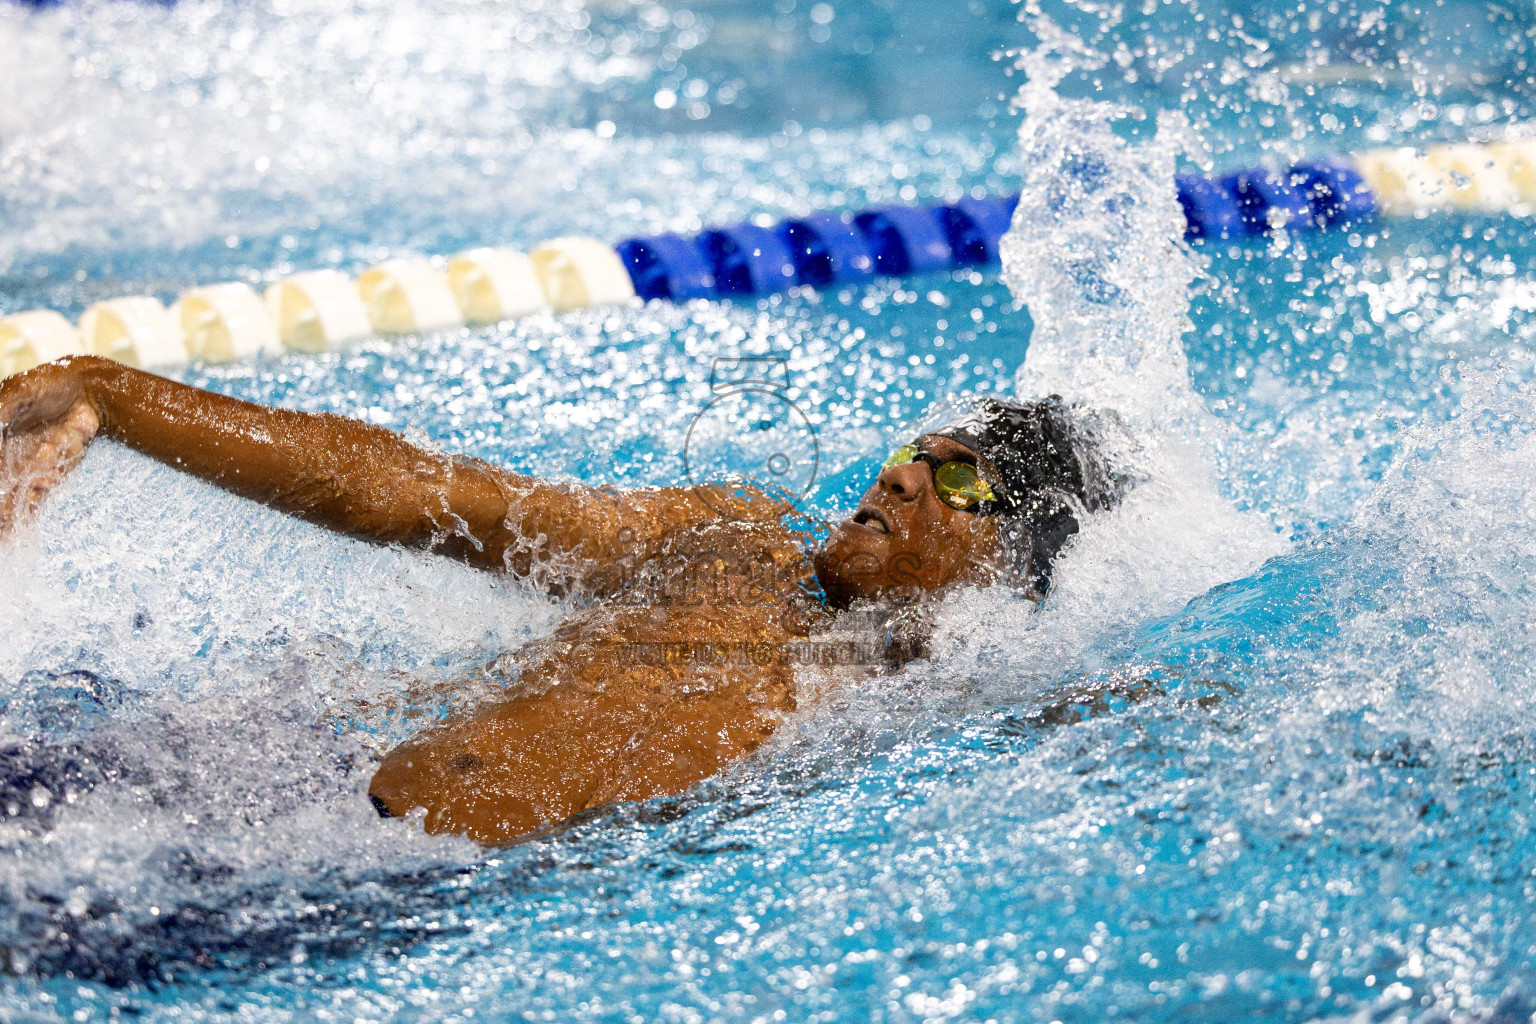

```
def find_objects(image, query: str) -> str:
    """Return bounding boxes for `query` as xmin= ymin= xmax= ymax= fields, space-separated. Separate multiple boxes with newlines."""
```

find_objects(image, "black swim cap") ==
xmin=924 ymin=395 xmax=1118 ymax=597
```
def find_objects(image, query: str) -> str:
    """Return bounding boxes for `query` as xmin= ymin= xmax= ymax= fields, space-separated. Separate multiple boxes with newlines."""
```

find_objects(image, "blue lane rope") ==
xmin=616 ymin=160 xmax=1379 ymax=300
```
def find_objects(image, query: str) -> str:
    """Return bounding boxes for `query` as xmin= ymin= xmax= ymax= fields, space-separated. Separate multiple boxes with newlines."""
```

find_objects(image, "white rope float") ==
xmin=172 ymin=283 xmax=283 ymax=363
xmin=78 ymin=297 xmax=188 ymax=369
xmin=356 ymin=259 xmax=464 ymax=336
xmin=0 ymin=310 xmax=83 ymax=379
xmin=447 ymin=248 xmax=545 ymax=324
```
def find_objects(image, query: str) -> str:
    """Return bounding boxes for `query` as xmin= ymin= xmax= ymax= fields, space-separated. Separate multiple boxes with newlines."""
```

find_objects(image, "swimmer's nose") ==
xmin=877 ymin=459 xmax=930 ymax=501
xmin=370 ymin=792 xmax=397 ymax=818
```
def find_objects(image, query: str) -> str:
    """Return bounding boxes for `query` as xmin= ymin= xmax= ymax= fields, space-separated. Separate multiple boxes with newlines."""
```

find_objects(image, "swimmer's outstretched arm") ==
xmin=0 ymin=357 xmax=701 ymax=578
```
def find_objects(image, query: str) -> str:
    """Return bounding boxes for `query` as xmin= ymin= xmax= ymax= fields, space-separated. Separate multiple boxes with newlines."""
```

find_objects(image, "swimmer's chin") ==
xmin=814 ymin=515 xmax=894 ymax=608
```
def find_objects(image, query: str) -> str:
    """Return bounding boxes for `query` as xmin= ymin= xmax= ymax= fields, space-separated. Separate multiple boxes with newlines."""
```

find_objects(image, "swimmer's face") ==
xmin=814 ymin=435 xmax=1009 ymax=606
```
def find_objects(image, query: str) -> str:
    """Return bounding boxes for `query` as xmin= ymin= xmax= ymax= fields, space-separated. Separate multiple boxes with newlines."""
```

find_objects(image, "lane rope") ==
xmin=3 ymin=137 xmax=1531 ymax=379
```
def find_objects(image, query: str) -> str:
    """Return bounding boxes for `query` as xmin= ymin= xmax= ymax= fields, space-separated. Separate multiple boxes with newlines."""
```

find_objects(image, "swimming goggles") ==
xmin=881 ymin=443 xmax=999 ymax=511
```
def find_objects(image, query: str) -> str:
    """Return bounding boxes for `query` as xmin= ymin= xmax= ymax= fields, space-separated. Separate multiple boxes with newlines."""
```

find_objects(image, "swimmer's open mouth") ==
xmin=851 ymin=507 xmax=891 ymax=535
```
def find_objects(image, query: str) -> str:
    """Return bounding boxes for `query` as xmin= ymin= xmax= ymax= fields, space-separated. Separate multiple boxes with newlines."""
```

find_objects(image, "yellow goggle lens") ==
xmin=880 ymin=444 xmax=999 ymax=510
xmin=934 ymin=460 xmax=997 ymax=509
xmin=882 ymin=443 xmax=919 ymax=469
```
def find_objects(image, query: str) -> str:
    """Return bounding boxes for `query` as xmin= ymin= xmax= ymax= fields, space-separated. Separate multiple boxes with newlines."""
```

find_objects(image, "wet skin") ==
xmin=0 ymin=357 xmax=1010 ymax=844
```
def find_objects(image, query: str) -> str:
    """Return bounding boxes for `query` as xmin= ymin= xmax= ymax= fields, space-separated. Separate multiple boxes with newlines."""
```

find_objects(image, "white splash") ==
xmin=923 ymin=17 xmax=1288 ymax=689
xmin=1292 ymin=368 xmax=1536 ymax=743
xmin=0 ymin=441 xmax=562 ymax=704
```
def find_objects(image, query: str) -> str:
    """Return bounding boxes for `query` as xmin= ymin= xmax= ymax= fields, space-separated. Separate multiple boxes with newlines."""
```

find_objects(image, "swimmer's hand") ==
xmin=0 ymin=358 xmax=102 ymax=536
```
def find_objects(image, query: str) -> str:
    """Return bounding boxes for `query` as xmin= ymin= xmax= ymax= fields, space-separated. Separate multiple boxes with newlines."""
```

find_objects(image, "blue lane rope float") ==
xmin=855 ymin=205 xmax=956 ymax=275
xmin=1290 ymin=161 xmax=1378 ymax=227
xmin=1175 ymin=172 xmax=1244 ymax=239
xmin=936 ymin=195 xmax=1020 ymax=265
xmin=778 ymin=212 xmax=876 ymax=286
xmin=614 ymin=234 xmax=717 ymax=301
xmin=1220 ymin=169 xmax=1315 ymax=233
xmin=696 ymin=223 xmax=799 ymax=295
xmin=4 ymin=139 xmax=1535 ymax=378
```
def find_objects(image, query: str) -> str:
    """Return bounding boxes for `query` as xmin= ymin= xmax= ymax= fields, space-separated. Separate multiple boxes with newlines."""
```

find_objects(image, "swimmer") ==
xmin=0 ymin=356 xmax=1116 ymax=844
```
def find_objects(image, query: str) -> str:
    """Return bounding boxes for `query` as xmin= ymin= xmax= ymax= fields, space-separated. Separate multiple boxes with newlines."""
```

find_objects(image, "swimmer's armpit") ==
xmin=0 ymin=357 xmax=712 ymax=580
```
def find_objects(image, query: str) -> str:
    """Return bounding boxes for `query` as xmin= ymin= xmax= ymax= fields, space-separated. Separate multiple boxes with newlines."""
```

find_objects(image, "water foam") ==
xmin=0 ymin=442 xmax=562 ymax=706
xmin=1282 ymin=367 xmax=1536 ymax=745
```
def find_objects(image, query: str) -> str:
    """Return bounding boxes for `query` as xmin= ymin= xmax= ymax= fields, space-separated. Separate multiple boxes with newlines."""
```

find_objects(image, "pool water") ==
xmin=5 ymin=0 xmax=1536 ymax=1020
